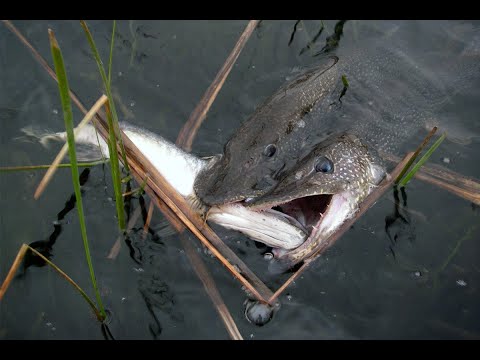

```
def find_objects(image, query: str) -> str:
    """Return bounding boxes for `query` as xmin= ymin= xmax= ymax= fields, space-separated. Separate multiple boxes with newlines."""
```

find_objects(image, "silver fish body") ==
xmin=27 ymin=122 xmax=307 ymax=250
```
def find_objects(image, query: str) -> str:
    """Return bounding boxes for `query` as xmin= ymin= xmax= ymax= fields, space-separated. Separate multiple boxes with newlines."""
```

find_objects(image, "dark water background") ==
xmin=0 ymin=20 xmax=479 ymax=339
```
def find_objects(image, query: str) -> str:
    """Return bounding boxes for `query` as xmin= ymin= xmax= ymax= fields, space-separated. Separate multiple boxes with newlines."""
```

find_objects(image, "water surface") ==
xmin=1 ymin=20 xmax=479 ymax=339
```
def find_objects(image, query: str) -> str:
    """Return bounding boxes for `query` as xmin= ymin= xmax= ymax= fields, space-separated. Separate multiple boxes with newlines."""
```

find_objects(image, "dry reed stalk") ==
xmin=0 ymin=245 xmax=29 ymax=300
xmin=180 ymin=233 xmax=243 ymax=340
xmin=172 ymin=20 xmax=260 ymax=339
xmin=383 ymin=152 xmax=480 ymax=205
xmin=142 ymin=200 xmax=155 ymax=239
xmin=176 ymin=20 xmax=260 ymax=152
xmin=107 ymin=205 xmax=143 ymax=260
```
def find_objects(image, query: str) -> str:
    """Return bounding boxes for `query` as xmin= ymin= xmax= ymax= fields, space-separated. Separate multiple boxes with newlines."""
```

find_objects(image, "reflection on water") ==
xmin=20 ymin=169 xmax=90 ymax=272
xmin=0 ymin=20 xmax=480 ymax=339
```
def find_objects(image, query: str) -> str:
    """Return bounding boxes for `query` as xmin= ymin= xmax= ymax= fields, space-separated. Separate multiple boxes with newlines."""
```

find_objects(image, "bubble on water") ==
xmin=244 ymin=300 xmax=274 ymax=326
xmin=52 ymin=109 xmax=58 ymax=115
xmin=456 ymin=279 xmax=467 ymax=287
xmin=442 ymin=157 xmax=451 ymax=164
xmin=118 ymin=71 xmax=123 ymax=77
xmin=46 ymin=322 xmax=52 ymax=327
xmin=414 ymin=271 xmax=422 ymax=277
xmin=130 ymin=101 xmax=136 ymax=107
xmin=250 ymin=333 xmax=254 ymax=338
xmin=204 ymin=248 xmax=215 ymax=258
xmin=263 ymin=252 xmax=274 ymax=261
xmin=286 ymin=294 xmax=292 ymax=301
xmin=133 ymin=267 xmax=144 ymax=273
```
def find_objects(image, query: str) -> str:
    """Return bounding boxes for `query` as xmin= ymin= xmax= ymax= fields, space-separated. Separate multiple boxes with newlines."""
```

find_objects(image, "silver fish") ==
xmin=25 ymin=122 xmax=307 ymax=250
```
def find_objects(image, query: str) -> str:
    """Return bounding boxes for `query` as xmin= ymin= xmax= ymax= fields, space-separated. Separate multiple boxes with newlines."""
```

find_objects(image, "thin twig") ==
xmin=180 ymin=233 xmax=243 ymax=340
xmin=172 ymin=21 xmax=260 ymax=340
xmin=0 ymin=159 xmax=108 ymax=172
xmin=0 ymin=244 xmax=103 ymax=320
xmin=175 ymin=20 xmax=260 ymax=152
xmin=142 ymin=200 xmax=155 ymax=239
xmin=413 ymin=172 xmax=480 ymax=205
xmin=122 ymin=188 xmax=143 ymax=197
xmin=0 ymin=244 xmax=28 ymax=301
xmin=383 ymin=152 xmax=480 ymax=205
xmin=107 ymin=205 xmax=143 ymax=260
xmin=2 ymin=21 xmax=102 ymax=127
xmin=2 ymin=20 xmax=59 ymax=86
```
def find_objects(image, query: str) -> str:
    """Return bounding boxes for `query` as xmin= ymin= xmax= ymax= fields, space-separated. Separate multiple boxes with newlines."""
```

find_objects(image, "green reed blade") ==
xmin=80 ymin=20 xmax=129 ymax=172
xmin=80 ymin=20 xmax=128 ymax=231
xmin=48 ymin=29 xmax=106 ymax=320
xmin=395 ymin=126 xmax=438 ymax=185
xmin=399 ymin=132 xmax=447 ymax=188
xmin=0 ymin=159 xmax=109 ymax=173
xmin=28 ymin=245 xmax=103 ymax=320
xmin=104 ymin=100 xmax=127 ymax=231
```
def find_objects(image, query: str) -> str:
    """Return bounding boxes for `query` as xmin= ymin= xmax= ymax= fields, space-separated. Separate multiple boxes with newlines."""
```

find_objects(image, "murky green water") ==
xmin=1 ymin=20 xmax=479 ymax=339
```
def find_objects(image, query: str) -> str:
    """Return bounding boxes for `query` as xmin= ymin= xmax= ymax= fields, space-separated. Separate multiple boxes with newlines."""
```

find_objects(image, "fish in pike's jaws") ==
xmin=21 ymin=121 xmax=308 ymax=251
xmin=210 ymin=133 xmax=386 ymax=273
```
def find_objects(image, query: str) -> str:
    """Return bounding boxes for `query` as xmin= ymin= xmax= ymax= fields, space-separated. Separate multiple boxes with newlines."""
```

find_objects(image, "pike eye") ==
xmin=315 ymin=156 xmax=334 ymax=173
xmin=263 ymin=144 xmax=276 ymax=157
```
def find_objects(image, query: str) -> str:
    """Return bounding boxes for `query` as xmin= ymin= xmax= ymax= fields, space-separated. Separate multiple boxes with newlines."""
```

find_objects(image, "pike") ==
xmin=24 ymin=58 xmax=386 ymax=271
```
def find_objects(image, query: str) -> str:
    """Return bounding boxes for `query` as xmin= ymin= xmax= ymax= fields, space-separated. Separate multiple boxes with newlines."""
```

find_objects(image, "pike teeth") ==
xmin=186 ymin=194 xmax=208 ymax=215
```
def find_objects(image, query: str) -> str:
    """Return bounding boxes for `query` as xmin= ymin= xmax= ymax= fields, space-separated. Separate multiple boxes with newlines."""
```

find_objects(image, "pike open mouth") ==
xmin=246 ymin=192 xmax=350 ymax=257
xmin=260 ymin=194 xmax=333 ymax=236
xmin=206 ymin=191 xmax=353 ymax=262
